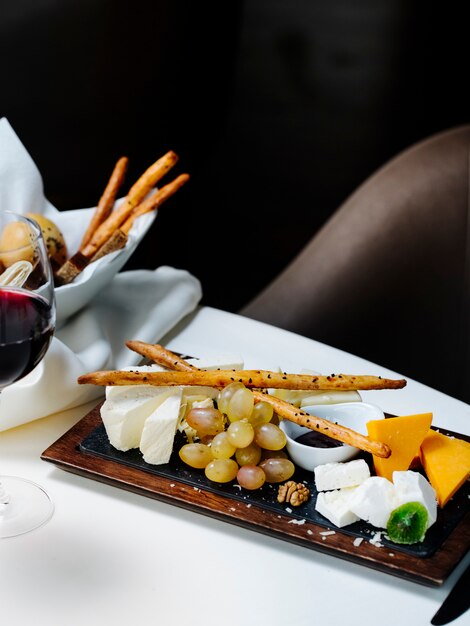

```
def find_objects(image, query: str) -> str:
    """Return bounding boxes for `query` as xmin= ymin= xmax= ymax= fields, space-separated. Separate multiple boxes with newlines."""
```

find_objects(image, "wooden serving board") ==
xmin=41 ymin=403 xmax=470 ymax=586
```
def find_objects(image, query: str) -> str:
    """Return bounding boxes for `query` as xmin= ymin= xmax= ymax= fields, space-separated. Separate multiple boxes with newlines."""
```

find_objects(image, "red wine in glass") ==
xmin=0 ymin=288 xmax=54 ymax=387
xmin=0 ymin=211 xmax=56 ymax=538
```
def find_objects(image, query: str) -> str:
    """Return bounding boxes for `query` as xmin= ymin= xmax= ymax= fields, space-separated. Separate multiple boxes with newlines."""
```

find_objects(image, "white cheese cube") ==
xmin=392 ymin=470 xmax=438 ymax=529
xmin=315 ymin=487 xmax=360 ymax=528
xmin=140 ymin=391 xmax=183 ymax=465
xmin=101 ymin=385 xmax=175 ymax=451
xmin=314 ymin=459 xmax=370 ymax=492
xmin=349 ymin=477 xmax=398 ymax=528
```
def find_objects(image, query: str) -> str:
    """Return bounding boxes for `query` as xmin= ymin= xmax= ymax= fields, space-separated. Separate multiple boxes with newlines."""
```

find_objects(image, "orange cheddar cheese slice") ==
xmin=367 ymin=413 xmax=432 ymax=481
xmin=420 ymin=430 xmax=470 ymax=507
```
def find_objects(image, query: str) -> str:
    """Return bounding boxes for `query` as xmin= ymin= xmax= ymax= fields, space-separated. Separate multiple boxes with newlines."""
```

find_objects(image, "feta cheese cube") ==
xmin=315 ymin=487 xmax=360 ymax=528
xmin=392 ymin=470 xmax=438 ymax=528
xmin=349 ymin=477 xmax=398 ymax=528
xmin=101 ymin=385 xmax=175 ymax=451
xmin=140 ymin=391 xmax=183 ymax=465
xmin=314 ymin=459 xmax=370 ymax=492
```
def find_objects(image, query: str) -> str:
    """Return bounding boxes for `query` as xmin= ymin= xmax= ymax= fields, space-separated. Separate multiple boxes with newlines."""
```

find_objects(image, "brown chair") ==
xmin=240 ymin=126 xmax=470 ymax=403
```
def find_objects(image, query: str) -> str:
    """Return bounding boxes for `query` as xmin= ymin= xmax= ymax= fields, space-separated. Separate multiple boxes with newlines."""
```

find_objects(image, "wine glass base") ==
xmin=0 ymin=476 xmax=54 ymax=538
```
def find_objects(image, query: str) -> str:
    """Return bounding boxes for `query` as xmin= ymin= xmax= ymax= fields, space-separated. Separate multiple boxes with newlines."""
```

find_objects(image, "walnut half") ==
xmin=277 ymin=481 xmax=310 ymax=507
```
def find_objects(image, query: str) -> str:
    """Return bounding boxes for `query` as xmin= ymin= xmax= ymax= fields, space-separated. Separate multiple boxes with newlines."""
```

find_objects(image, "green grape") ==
xmin=248 ymin=401 xmax=274 ymax=426
xmin=260 ymin=448 xmax=288 ymax=461
xmin=179 ymin=443 xmax=213 ymax=469
xmin=186 ymin=407 xmax=225 ymax=436
xmin=254 ymin=423 xmax=287 ymax=450
xmin=237 ymin=465 xmax=266 ymax=490
xmin=235 ymin=442 xmax=262 ymax=466
xmin=205 ymin=459 xmax=239 ymax=483
xmin=227 ymin=421 xmax=255 ymax=448
xmin=211 ymin=431 xmax=237 ymax=459
xmin=217 ymin=382 xmax=245 ymax=415
xmin=259 ymin=458 xmax=295 ymax=483
xmin=199 ymin=434 xmax=214 ymax=445
xmin=227 ymin=387 xmax=254 ymax=422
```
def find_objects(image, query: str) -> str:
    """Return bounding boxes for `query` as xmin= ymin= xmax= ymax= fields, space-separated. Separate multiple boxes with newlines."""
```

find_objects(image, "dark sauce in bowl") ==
xmin=295 ymin=431 xmax=344 ymax=449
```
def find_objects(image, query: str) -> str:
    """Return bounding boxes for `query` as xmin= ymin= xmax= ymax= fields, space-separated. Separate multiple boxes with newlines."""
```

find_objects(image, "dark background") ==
xmin=2 ymin=0 xmax=469 ymax=382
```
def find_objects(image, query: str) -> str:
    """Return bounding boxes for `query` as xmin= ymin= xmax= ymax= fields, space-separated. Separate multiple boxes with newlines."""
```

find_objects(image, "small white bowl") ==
xmin=279 ymin=402 xmax=384 ymax=472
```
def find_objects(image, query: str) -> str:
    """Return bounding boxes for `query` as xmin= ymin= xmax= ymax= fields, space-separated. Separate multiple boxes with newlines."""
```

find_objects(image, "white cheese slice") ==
xmin=314 ymin=459 xmax=370 ymax=492
xmin=349 ymin=476 xmax=398 ymax=528
xmin=101 ymin=384 xmax=176 ymax=451
xmin=315 ymin=487 xmax=360 ymax=528
xmin=392 ymin=470 xmax=438 ymax=529
xmin=140 ymin=390 xmax=183 ymax=465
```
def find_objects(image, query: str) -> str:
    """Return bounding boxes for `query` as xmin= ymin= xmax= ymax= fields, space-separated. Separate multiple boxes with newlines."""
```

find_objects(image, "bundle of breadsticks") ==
xmin=78 ymin=341 xmax=408 ymax=459
xmin=55 ymin=151 xmax=189 ymax=285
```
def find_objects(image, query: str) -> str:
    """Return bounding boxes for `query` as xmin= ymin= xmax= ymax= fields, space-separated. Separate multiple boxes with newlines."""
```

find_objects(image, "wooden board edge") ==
xmin=41 ymin=404 xmax=470 ymax=587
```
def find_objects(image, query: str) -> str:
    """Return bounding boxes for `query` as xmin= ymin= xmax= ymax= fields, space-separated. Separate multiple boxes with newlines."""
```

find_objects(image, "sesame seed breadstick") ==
xmin=79 ymin=156 xmax=129 ymax=250
xmin=123 ymin=341 xmax=391 ymax=458
xmin=81 ymin=150 xmax=178 ymax=257
xmin=120 ymin=173 xmax=190 ymax=235
xmin=78 ymin=368 xmax=406 ymax=392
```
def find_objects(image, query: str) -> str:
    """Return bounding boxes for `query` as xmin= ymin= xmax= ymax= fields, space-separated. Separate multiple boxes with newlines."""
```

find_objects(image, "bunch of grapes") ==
xmin=179 ymin=382 xmax=295 ymax=490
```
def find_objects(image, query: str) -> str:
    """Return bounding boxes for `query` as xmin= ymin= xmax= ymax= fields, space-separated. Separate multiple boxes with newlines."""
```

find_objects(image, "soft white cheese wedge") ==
xmin=392 ymin=470 xmax=438 ymax=529
xmin=315 ymin=487 xmax=360 ymax=528
xmin=314 ymin=459 xmax=371 ymax=492
xmin=349 ymin=476 xmax=398 ymax=528
xmin=101 ymin=384 xmax=176 ymax=451
xmin=140 ymin=390 xmax=183 ymax=465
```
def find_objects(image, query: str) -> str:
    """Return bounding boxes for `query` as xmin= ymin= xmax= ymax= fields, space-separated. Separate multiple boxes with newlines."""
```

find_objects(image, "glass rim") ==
xmin=0 ymin=211 xmax=43 ymax=254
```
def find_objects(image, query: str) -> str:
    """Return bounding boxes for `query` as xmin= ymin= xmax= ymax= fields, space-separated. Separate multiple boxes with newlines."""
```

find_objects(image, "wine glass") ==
xmin=0 ymin=211 xmax=56 ymax=538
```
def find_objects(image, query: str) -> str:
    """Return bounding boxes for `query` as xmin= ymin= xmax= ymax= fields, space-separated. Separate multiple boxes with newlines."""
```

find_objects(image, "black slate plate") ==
xmin=80 ymin=423 xmax=470 ymax=558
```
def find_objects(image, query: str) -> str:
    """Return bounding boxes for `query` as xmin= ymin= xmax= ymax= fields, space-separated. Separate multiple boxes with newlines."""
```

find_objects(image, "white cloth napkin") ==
xmin=0 ymin=266 xmax=202 ymax=431
xmin=0 ymin=118 xmax=203 ymax=430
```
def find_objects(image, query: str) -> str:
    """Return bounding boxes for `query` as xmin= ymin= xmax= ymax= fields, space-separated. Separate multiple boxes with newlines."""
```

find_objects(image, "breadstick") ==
xmin=120 ymin=174 xmax=190 ymax=235
xmin=125 ymin=150 xmax=179 ymax=209
xmin=81 ymin=151 xmax=178 ymax=257
xmin=251 ymin=392 xmax=389 ymax=457
xmin=124 ymin=341 xmax=391 ymax=458
xmin=78 ymin=368 xmax=406 ymax=391
xmin=126 ymin=341 xmax=196 ymax=371
xmin=80 ymin=156 xmax=129 ymax=250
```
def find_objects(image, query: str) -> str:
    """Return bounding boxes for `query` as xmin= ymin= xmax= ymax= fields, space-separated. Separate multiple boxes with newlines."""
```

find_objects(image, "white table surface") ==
xmin=1 ymin=306 xmax=469 ymax=626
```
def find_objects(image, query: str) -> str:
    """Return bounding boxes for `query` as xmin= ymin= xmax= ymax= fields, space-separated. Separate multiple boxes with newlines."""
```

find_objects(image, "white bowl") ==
xmin=279 ymin=402 xmax=385 ymax=472
xmin=51 ymin=206 xmax=156 ymax=326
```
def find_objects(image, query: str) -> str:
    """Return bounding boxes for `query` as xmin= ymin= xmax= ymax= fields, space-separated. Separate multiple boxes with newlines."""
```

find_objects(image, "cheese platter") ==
xmin=41 ymin=344 xmax=470 ymax=586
